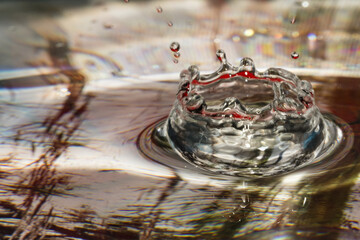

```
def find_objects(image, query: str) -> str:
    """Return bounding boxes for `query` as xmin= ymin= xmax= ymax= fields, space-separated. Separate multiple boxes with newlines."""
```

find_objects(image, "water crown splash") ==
xmin=155 ymin=50 xmax=341 ymax=178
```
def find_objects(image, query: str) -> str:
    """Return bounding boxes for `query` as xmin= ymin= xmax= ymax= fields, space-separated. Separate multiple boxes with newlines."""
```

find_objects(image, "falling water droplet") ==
xmin=124 ymin=0 xmax=129 ymax=3
xmin=291 ymin=51 xmax=299 ymax=59
xmin=170 ymin=42 xmax=180 ymax=52
xmin=216 ymin=49 xmax=227 ymax=63
xmin=291 ymin=17 xmax=296 ymax=24
xmin=174 ymin=52 xmax=181 ymax=58
xmin=167 ymin=21 xmax=173 ymax=27
xmin=156 ymin=7 xmax=163 ymax=13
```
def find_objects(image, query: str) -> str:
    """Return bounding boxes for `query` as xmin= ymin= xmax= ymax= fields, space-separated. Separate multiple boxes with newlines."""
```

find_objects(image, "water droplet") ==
xmin=103 ymin=23 xmax=114 ymax=29
xmin=216 ymin=49 xmax=227 ymax=63
xmin=170 ymin=42 xmax=180 ymax=52
xmin=173 ymin=59 xmax=179 ymax=64
xmin=291 ymin=51 xmax=299 ymax=59
xmin=232 ymin=34 xmax=241 ymax=42
xmin=292 ymin=31 xmax=300 ymax=38
xmin=156 ymin=7 xmax=163 ymax=13
xmin=124 ymin=0 xmax=129 ymax=3
xmin=213 ymin=38 xmax=221 ymax=44
xmin=291 ymin=17 xmax=296 ymax=24
xmin=244 ymin=29 xmax=255 ymax=37
xmin=307 ymin=33 xmax=317 ymax=41
xmin=301 ymin=1 xmax=309 ymax=7
xmin=167 ymin=21 xmax=173 ymax=27
xmin=180 ymin=70 xmax=191 ymax=81
xmin=174 ymin=52 xmax=181 ymax=58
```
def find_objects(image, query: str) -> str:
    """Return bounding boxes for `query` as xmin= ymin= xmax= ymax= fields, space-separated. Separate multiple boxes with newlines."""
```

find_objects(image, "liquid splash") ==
xmin=153 ymin=50 xmax=343 ymax=178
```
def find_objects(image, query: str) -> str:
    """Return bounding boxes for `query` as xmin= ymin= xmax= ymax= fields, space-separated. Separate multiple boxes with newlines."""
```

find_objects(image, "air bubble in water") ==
xmin=291 ymin=51 xmax=299 ymax=59
xmin=167 ymin=21 xmax=173 ymax=27
xmin=156 ymin=7 xmax=163 ymax=13
xmin=174 ymin=52 xmax=181 ymax=58
xmin=173 ymin=59 xmax=179 ymax=64
xmin=170 ymin=42 xmax=180 ymax=52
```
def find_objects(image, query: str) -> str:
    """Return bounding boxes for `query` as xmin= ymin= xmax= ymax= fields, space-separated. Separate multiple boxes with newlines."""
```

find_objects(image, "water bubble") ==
xmin=173 ymin=59 xmax=179 ymax=64
xmin=291 ymin=51 xmax=299 ymax=59
xmin=170 ymin=42 xmax=180 ymax=52
xmin=301 ymin=1 xmax=309 ymax=7
xmin=174 ymin=52 xmax=181 ymax=58
xmin=156 ymin=7 xmax=163 ymax=13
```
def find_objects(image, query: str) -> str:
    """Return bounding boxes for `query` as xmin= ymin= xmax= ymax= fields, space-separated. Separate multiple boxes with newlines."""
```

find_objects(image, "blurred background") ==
xmin=0 ymin=0 xmax=359 ymax=84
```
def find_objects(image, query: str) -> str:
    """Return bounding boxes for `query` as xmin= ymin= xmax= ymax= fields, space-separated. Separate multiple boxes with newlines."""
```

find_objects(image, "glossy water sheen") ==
xmin=0 ymin=1 xmax=359 ymax=239
xmin=157 ymin=50 xmax=343 ymax=178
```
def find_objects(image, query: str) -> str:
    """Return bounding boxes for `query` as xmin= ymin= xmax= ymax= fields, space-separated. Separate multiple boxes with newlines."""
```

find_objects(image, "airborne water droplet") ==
xmin=168 ymin=21 xmax=173 ymax=27
xmin=124 ymin=0 xmax=129 ymax=3
xmin=103 ymin=23 xmax=114 ymax=29
xmin=216 ymin=49 xmax=226 ymax=63
xmin=156 ymin=7 xmax=163 ymax=13
xmin=291 ymin=51 xmax=299 ymax=59
xmin=291 ymin=17 xmax=296 ymax=24
xmin=170 ymin=42 xmax=180 ymax=52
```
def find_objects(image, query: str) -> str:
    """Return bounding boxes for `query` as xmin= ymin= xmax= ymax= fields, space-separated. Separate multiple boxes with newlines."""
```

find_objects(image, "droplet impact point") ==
xmin=156 ymin=50 xmax=342 ymax=178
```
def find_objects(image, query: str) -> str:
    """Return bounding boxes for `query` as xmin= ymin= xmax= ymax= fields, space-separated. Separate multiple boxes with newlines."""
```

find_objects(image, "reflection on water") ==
xmin=0 ymin=0 xmax=359 ymax=239
xmin=0 ymin=63 xmax=359 ymax=239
